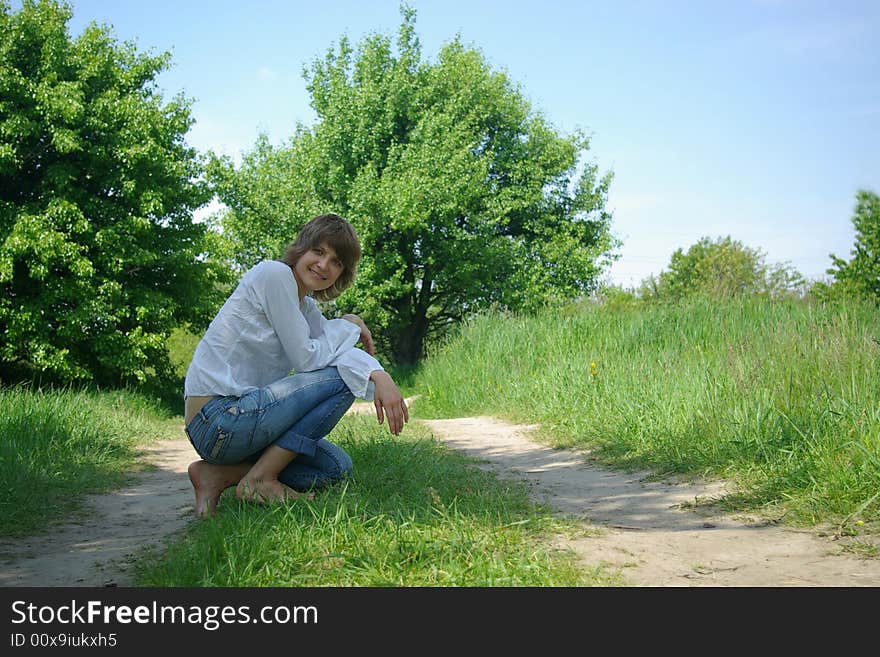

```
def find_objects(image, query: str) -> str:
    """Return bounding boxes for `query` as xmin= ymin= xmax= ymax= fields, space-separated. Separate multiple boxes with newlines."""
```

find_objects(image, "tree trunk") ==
xmin=392 ymin=321 xmax=427 ymax=366
xmin=391 ymin=276 xmax=432 ymax=366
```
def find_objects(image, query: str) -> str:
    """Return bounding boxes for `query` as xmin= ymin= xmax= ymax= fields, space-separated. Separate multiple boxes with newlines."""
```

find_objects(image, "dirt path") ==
xmin=423 ymin=416 xmax=880 ymax=586
xmin=0 ymin=439 xmax=196 ymax=587
xmin=1 ymin=411 xmax=877 ymax=587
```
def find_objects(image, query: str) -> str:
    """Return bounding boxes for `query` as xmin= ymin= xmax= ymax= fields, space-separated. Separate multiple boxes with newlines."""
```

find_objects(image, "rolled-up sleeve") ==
xmin=300 ymin=296 xmax=384 ymax=400
xmin=333 ymin=347 xmax=383 ymax=400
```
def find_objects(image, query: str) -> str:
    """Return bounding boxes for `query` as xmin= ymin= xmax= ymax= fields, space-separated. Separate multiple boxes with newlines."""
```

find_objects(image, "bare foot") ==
xmin=188 ymin=460 xmax=252 ymax=518
xmin=235 ymin=477 xmax=313 ymax=505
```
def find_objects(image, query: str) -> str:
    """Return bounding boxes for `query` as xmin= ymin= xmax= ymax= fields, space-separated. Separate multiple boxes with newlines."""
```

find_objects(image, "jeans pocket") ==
xmin=190 ymin=425 xmax=233 ymax=463
xmin=186 ymin=414 xmax=226 ymax=463
xmin=223 ymin=389 xmax=264 ymax=417
xmin=209 ymin=429 xmax=230 ymax=461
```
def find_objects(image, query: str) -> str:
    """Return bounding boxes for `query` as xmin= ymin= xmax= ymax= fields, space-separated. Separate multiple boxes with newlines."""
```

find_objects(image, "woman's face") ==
xmin=293 ymin=241 xmax=344 ymax=296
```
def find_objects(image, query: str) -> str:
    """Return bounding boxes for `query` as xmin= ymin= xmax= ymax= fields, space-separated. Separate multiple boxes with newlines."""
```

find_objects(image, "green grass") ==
xmin=0 ymin=385 xmax=183 ymax=537
xmin=135 ymin=415 xmax=617 ymax=586
xmin=413 ymin=296 xmax=880 ymax=531
xmin=7 ymin=294 xmax=877 ymax=584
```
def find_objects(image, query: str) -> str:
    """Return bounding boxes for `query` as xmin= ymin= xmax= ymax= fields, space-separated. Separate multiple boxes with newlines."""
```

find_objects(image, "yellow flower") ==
xmin=590 ymin=361 xmax=598 ymax=377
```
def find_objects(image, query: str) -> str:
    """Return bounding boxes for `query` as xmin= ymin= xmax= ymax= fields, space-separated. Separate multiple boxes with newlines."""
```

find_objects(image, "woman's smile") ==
xmin=294 ymin=242 xmax=344 ymax=297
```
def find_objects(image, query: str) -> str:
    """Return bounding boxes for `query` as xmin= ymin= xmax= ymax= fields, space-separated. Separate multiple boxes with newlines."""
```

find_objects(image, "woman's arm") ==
xmin=301 ymin=291 xmax=404 ymax=433
xmin=301 ymin=296 xmax=384 ymax=400
xmin=340 ymin=313 xmax=374 ymax=355
xmin=370 ymin=370 xmax=409 ymax=435
xmin=260 ymin=262 xmax=360 ymax=372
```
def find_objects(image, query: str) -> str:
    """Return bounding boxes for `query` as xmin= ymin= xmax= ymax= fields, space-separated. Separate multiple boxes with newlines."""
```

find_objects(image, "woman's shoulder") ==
xmin=246 ymin=260 xmax=294 ymax=285
xmin=245 ymin=260 xmax=301 ymax=307
xmin=251 ymin=259 xmax=289 ymax=276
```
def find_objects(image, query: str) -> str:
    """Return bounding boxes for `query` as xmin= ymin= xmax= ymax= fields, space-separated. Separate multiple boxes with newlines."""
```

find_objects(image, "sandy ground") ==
xmin=1 ymin=408 xmax=878 ymax=587
xmin=0 ymin=440 xmax=195 ymax=587
xmin=422 ymin=416 xmax=880 ymax=587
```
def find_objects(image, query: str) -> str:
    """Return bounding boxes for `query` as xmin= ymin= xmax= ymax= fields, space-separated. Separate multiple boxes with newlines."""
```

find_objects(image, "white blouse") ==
xmin=184 ymin=260 xmax=383 ymax=400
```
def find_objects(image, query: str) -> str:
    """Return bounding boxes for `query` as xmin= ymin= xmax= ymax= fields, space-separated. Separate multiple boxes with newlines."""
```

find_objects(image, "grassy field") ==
xmin=0 ymin=386 xmax=183 ymax=537
xmin=3 ymin=294 xmax=876 ymax=584
xmin=414 ymin=295 xmax=880 ymax=533
xmin=134 ymin=414 xmax=615 ymax=586
xmin=0 ymin=372 xmax=616 ymax=586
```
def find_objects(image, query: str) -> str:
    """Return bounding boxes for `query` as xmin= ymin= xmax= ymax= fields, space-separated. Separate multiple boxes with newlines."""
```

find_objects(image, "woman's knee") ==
xmin=320 ymin=440 xmax=353 ymax=479
xmin=279 ymin=442 xmax=352 ymax=492
xmin=263 ymin=368 xmax=353 ymax=415
xmin=337 ymin=448 xmax=354 ymax=478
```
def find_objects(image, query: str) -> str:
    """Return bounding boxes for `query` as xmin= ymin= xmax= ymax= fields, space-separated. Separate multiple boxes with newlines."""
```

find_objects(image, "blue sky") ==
xmin=54 ymin=0 xmax=879 ymax=287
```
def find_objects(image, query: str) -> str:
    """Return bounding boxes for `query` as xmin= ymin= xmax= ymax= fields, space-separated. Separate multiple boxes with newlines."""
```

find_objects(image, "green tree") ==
xmin=640 ymin=236 xmax=804 ymax=301
xmin=0 ymin=0 xmax=225 ymax=386
xmin=814 ymin=189 xmax=880 ymax=303
xmin=210 ymin=6 xmax=617 ymax=365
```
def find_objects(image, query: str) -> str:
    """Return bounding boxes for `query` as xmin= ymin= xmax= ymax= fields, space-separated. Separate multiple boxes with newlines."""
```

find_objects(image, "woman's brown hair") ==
xmin=282 ymin=214 xmax=361 ymax=301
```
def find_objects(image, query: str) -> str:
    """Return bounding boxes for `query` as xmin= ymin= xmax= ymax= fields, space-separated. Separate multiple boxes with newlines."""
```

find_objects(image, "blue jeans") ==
xmin=185 ymin=367 xmax=355 ymax=491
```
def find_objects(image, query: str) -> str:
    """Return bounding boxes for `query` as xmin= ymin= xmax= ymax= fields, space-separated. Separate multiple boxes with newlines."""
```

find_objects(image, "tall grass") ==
xmin=0 ymin=386 xmax=183 ymax=537
xmin=413 ymin=296 xmax=880 ymax=529
xmin=135 ymin=415 xmax=616 ymax=586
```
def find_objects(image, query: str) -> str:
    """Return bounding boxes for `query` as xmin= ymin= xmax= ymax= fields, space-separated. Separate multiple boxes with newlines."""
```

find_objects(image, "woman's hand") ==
xmin=370 ymin=370 xmax=409 ymax=435
xmin=342 ymin=313 xmax=374 ymax=355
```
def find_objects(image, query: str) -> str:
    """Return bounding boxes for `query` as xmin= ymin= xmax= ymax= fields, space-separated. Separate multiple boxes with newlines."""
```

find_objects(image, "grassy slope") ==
xmin=413 ymin=296 xmax=880 ymax=531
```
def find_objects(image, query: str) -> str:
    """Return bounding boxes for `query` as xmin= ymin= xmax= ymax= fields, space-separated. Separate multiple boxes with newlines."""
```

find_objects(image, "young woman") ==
xmin=183 ymin=213 xmax=408 ymax=516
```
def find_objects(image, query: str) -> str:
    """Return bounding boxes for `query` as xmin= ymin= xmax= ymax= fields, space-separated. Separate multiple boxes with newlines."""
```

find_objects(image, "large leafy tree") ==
xmin=814 ymin=189 xmax=879 ymax=303
xmin=639 ymin=236 xmax=804 ymax=301
xmin=0 ymin=0 xmax=225 ymax=386
xmin=210 ymin=6 xmax=617 ymax=365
